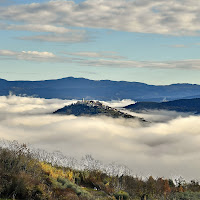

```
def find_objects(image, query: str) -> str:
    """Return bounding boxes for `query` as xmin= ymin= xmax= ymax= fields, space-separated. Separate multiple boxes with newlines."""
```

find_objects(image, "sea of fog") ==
xmin=0 ymin=95 xmax=199 ymax=181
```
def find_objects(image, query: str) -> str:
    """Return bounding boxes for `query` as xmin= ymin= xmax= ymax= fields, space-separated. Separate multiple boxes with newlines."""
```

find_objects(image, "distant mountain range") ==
xmin=124 ymin=98 xmax=200 ymax=114
xmin=0 ymin=77 xmax=200 ymax=101
xmin=53 ymin=100 xmax=146 ymax=122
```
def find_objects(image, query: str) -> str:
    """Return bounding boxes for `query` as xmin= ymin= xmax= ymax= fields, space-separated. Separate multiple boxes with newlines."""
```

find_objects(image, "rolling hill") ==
xmin=124 ymin=98 xmax=200 ymax=114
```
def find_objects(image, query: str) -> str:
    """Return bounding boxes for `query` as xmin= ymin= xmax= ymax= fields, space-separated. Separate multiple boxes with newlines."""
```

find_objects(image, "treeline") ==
xmin=0 ymin=142 xmax=200 ymax=200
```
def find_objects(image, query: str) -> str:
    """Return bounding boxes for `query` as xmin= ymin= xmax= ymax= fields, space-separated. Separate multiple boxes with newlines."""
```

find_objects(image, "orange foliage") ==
xmin=178 ymin=185 xmax=184 ymax=192
xmin=163 ymin=180 xmax=171 ymax=195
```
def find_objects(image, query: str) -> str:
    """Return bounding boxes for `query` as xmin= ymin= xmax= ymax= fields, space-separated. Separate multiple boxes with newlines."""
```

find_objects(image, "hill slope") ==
xmin=53 ymin=100 xmax=146 ymax=122
xmin=0 ymin=77 xmax=200 ymax=101
xmin=124 ymin=98 xmax=200 ymax=114
xmin=1 ymin=142 xmax=200 ymax=200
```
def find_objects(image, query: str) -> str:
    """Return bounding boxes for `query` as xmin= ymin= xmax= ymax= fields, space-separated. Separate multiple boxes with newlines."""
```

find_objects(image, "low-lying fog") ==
xmin=0 ymin=95 xmax=199 ymax=181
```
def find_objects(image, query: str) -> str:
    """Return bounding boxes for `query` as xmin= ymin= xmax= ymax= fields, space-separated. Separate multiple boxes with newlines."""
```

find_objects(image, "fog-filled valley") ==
xmin=0 ymin=95 xmax=199 ymax=181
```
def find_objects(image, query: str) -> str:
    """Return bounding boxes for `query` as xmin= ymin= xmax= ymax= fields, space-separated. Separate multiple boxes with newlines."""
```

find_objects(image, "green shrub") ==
xmin=75 ymin=189 xmax=82 ymax=196
xmin=57 ymin=177 xmax=67 ymax=185
xmin=171 ymin=191 xmax=200 ymax=200
xmin=75 ymin=176 xmax=81 ymax=185
xmin=66 ymin=183 xmax=73 ymax=188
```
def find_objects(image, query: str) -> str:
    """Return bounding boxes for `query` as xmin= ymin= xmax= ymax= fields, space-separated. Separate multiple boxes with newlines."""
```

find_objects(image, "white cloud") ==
xmin=168 ymin=44 xmax=188 ymax=48
xmin=19 ymin=32 xmax=90 ymax=43
xmin=75 ymin=57 xmax=200 ymax=70
xmin=0 ymin=23 xmax=90 ymax=43
xmin=2 ymin=49 xmax=200 ymax=70
xmin=0 ymin=50 xmax=56 ymax=57
xmin=0 ymin=23 xmax=89 ymax=43
xmin=1 ymin=0 xmax=200 ymax=36
xmin=101 ymin=99 xmax=136 ymax=108
xmin=67 ymin=51 xmax=126 ymax=59
xmin=0 ymin=23 xmax=72 ymax=33
xmin=122 ymin=109 xmax=192 ymax=123
xmin=0 ymin=94 xmax=77 ymax=114
xmin=0 ymin=95 xmax=199 ymax=180
xmin=0 ymin=50 xmax=61 ymax=62
xmin=22 ymin=51 xmax=55 ymax=58
xmin=165 ymin=43 xmax=200 ymax=48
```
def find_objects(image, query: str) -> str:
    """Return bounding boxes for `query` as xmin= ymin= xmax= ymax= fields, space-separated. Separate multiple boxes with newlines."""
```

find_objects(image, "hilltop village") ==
xmin=77 ymin=99 xmax=118 ymax=111
xmin=54 ymin=99 xmax=145 ymax=121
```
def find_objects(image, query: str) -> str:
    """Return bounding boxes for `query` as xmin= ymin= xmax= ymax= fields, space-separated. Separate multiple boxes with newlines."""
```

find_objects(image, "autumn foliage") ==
xmin=0 ymin=143 xmax=200 ymax=200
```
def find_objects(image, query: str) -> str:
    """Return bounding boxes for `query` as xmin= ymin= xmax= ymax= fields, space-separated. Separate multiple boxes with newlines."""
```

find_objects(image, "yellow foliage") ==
xmin=40 ymin=162 xmax=74 ymax=181
xmin=105 ymin=182 xmax=110 ymax=187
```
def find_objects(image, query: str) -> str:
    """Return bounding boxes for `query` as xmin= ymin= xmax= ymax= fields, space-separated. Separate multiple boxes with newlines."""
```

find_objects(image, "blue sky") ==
xmin=1 ymin=0 xmax=200 ymax=84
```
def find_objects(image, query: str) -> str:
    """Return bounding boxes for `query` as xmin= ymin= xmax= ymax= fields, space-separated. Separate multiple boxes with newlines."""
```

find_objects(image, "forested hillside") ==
xmin=0 ymin=142 xmax=200 ymax=200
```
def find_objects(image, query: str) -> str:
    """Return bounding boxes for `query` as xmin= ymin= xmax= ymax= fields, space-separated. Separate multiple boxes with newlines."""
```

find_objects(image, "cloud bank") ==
xmin=0 ymin=95 xmax=199 ymax=180
xmin=122 ymin=109 xmax=192 ymax=123
xmin=1 ymin=0 xmax=200 ymax=36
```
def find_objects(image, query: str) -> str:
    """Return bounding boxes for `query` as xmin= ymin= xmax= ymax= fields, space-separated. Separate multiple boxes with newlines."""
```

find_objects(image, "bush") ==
xmin=57 ymin=177 xmax=67 ymax=185
xmin=75 ymin=177 xmax=81 ymax=185
xmin=114 ymin=191 xmax=129 ymax=200
xmin=170 ymin=191 xmax=200 ymax=200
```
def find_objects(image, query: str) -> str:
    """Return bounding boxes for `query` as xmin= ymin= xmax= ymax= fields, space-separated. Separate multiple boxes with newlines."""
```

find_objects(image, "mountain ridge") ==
xmin=0 ymin=77 xmax=200 ymax=101
xmin=2 ymin=77 xmax=199 ymax=86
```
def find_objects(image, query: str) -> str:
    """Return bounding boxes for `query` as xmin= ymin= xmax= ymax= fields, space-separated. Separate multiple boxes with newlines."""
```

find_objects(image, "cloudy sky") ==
xmin=1 ymin=0 xmax=200 ymax=84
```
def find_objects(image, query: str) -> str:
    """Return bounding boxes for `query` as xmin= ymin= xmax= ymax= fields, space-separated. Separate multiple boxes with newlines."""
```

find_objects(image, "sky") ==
xmin=1 ymin=0 xmax=200 ymax=84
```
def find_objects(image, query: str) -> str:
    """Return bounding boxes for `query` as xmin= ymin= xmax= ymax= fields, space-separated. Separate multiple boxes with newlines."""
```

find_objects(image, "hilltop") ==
xmin=53 ymin=100 xmax=146 ymax=121
xmin=124 ymin=98 xmax=200 ymax=114
xmin=0 ymin=77 xmax=200 ymax=101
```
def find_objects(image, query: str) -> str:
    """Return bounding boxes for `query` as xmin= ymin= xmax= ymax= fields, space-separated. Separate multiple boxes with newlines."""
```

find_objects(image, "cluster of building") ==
xmin=76 ymin=99 xmax=118 ymax=111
